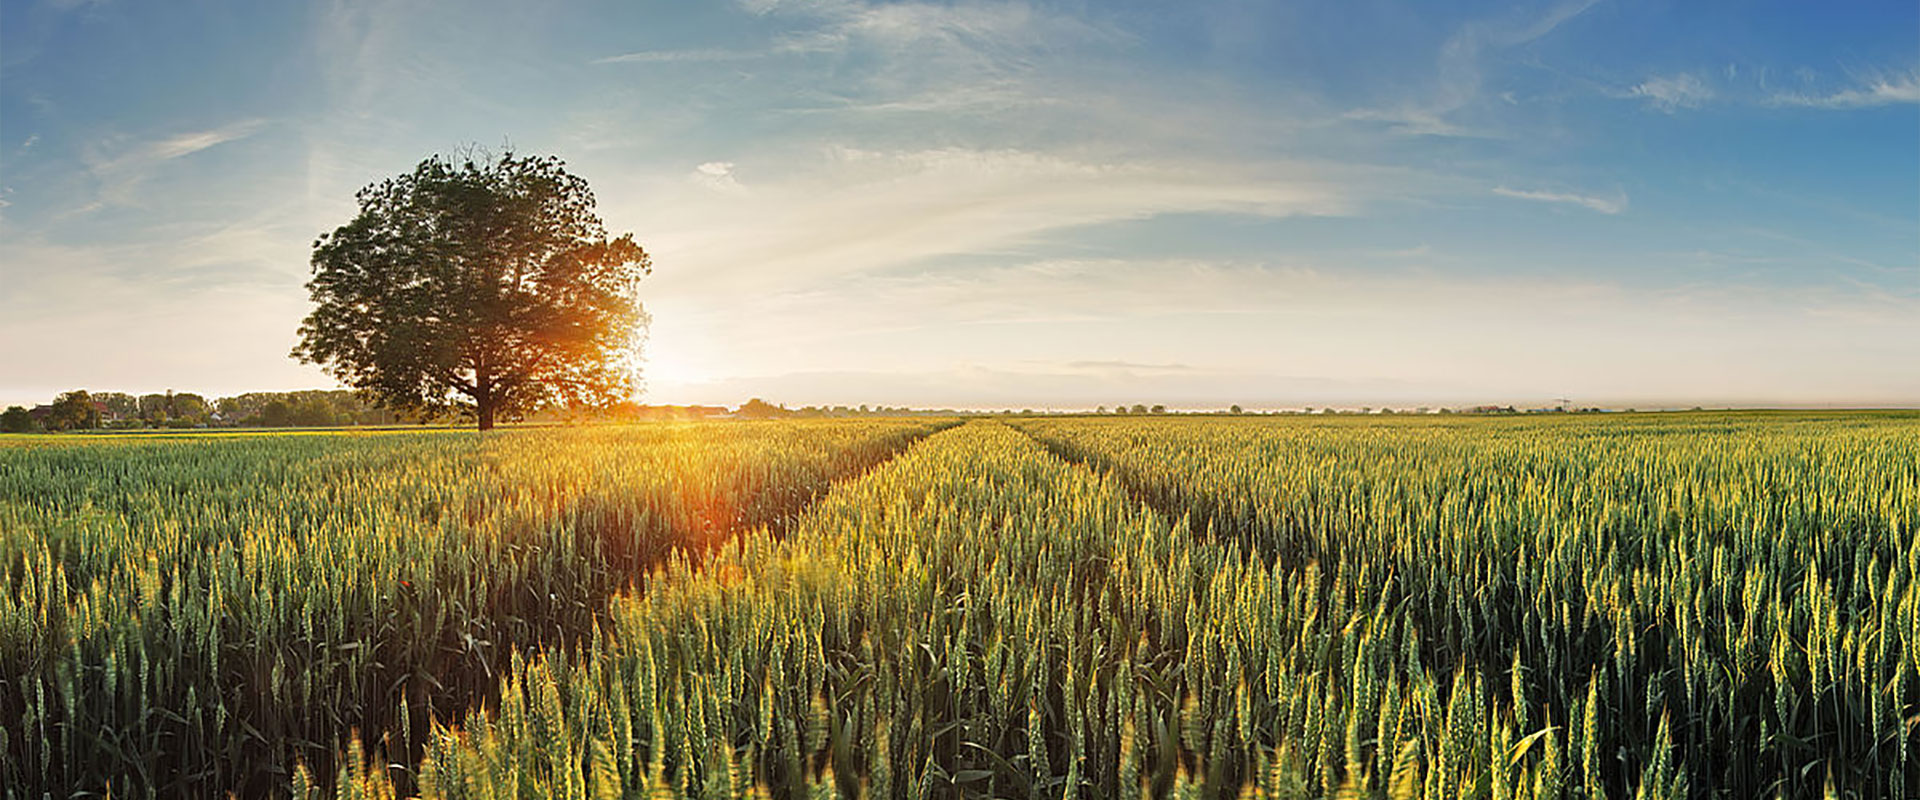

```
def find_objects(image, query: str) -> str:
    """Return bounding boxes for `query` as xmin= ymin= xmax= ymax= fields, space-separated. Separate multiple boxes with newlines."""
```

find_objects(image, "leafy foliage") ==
xmin=218 ymin=390 xmax=401 ymax=427
xmin=294 ymin=151 xmax=651 ymax=430
xmin=43 ymin=390 xmax=101 ymax=431
xmin=0 ymin=406 xmax=35 ymax=433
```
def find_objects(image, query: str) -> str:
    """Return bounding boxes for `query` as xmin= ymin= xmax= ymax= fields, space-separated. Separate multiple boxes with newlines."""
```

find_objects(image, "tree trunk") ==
xmin=476 ymin=369 xmax=495 ymax=432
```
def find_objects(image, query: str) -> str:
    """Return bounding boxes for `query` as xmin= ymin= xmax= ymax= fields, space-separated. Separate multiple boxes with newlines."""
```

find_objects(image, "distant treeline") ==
xmin=0 ymin=392 xmax=961 ymax=433
xmin=722 ymin=397 xmax=956 ymax=419
xmin=0 ymin=390 xmax=401 ymax=432
xmin=4 ymin=391 xmax=1574 ymax=433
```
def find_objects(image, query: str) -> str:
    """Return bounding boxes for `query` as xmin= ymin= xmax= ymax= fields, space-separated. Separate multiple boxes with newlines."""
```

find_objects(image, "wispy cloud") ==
xmin=78 ymin=119 xmax=268 ymax=208
xmin=1062 ymin=360 xmax=1197 ymax=374
xmin=746 ymin=0 xmax=1124 ymax=51
xmin=593 ymin=29 xmax=845 ymax=65
xmin=148 ymin=121 xmax=267 ymax=160
xmin=1373 ymin=244 xmax=1434 ymax=259
xmin=1621 ymin=66 xmax=1919 ymax=113
xmin=1626 ymin=73 xmax=1713 ymax=111
xmin=91 ymin=119 xmax=267 ymax=170
xmin=688 ymin=161 xmax=745 ymax=193
xmin=1769 ymin=68 xmax=1920 ymax=109
xmin=600 ymin=1 xmax=1122 ymax=69
xmin=1342 ymin=108 xmax=1483 ymax=138
xmin=618 ymin=147 xmax=1387 ymax=295
xmin=1492 ymin=185 xmax=1626 ymax=214
xmin=1350 ymin=0 xmax=1601 ymax=137
xmin=594 ymin=47 xmax=765 ymax=64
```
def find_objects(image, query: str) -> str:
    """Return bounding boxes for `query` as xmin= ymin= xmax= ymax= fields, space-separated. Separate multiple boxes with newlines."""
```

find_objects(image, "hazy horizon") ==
xmin=4 ymin=0 xmax=1916 ymax=411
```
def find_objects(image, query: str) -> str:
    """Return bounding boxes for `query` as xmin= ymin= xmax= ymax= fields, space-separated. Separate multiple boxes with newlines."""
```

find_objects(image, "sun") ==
xmin=638 ymin=347 xmax=709 ymax=391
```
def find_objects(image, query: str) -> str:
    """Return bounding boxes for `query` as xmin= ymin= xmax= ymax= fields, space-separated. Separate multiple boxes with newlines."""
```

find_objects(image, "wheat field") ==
xmin=3 ymin=413 xmax=1914 ymax=798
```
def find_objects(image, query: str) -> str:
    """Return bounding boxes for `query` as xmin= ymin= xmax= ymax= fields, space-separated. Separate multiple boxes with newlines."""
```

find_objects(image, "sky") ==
xmin=1 ymin=0 xmax=1916 ymax=411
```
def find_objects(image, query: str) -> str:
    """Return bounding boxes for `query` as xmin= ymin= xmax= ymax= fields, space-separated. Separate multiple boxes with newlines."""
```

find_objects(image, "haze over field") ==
xmin=2 ymin=0 xmax=1916 ymax=410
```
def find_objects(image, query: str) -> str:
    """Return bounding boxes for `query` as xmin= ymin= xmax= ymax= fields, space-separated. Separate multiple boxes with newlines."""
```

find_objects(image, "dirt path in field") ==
xmin=1006 ymin=420 xmax=1289 ymax=561
xmin=730 ymin=418 xmax=966 ymax=543
xmin=1005 ymin=421 xmax=1200 ymax=526
xmin=362 ymin=420 xmax=961 ymax=797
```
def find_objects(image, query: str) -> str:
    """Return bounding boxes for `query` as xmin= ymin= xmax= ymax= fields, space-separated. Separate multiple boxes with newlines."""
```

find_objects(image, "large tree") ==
xmin=45 ymin=390 xmax=101 ymax=432
xmin=0 ymin=406 xmax=34 ymax=433
xmin=294 ymin=151 xmax=650 ymax=430
xmin=94 ymin=392 xmax=138 ymax=421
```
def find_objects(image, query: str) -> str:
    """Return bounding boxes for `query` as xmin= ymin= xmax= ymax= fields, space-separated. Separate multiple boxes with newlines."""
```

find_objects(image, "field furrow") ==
xmin=5 ymin=412 xmax=1916 ymax=799
xmin=1014 ymin=414 xmax=1920 ymax=797
xmin=0 ymin=419 xmax=953 ymax=797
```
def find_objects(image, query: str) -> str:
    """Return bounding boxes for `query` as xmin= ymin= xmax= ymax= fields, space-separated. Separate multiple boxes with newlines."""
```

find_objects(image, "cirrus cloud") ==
xmin=1769 ymin=68 xmax=1920 ymax=109
xmin=1491 ymin=185 xmax=1627 ymax=214
xmin=1626 ymin=73 xmax=1713 ymax=111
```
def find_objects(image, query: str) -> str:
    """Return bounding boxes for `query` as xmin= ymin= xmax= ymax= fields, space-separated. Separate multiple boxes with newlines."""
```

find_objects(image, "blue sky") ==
xmin=2 ymin=0 xmax=1915 ymax=409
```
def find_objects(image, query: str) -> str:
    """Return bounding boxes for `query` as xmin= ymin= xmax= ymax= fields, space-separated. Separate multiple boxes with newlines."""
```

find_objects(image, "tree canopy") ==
xmin=737 ymin=398 xmax=788 ymax=419
xmin=45 ymin=390 xmax=101 ymax=431
xmin=0 ymin=407 xmax=33 ymax=433
xmin=293 ymin=150 xmax=650 ymax=430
